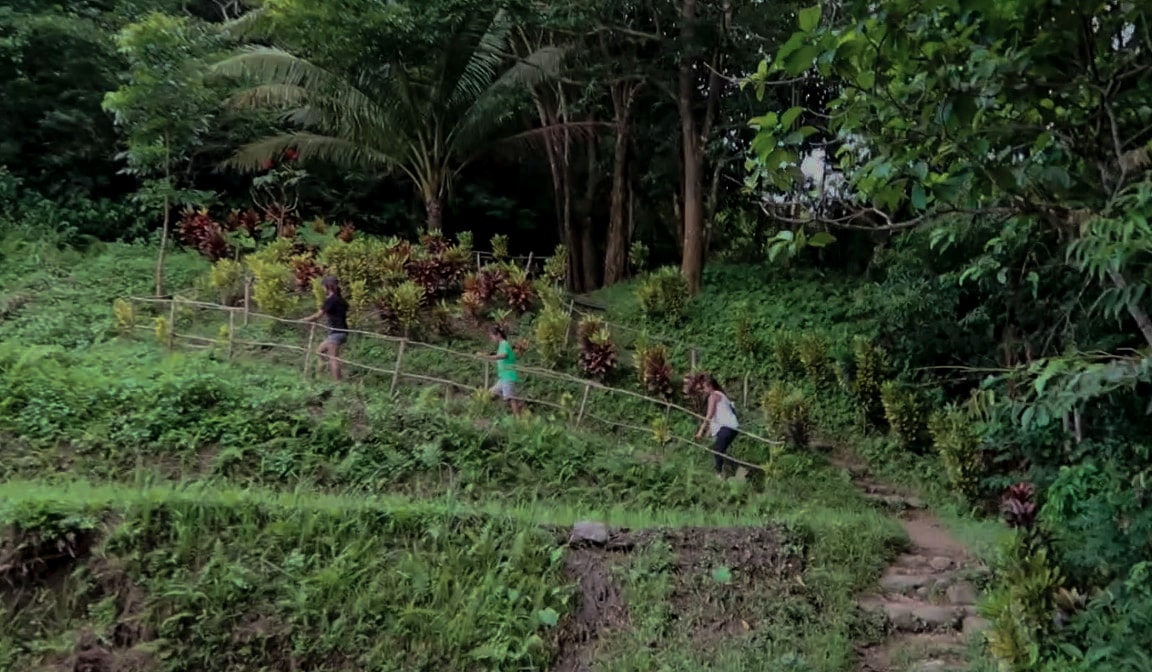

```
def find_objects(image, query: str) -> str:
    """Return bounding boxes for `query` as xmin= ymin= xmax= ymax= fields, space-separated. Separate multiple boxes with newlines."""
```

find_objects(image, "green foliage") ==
xmin=761 ymin=382 xmax=813 ymax=449
xmin=542 ymin=244 xmax=568 ymax=286
xmin=319 ymin=236 xmax=405 ymax=290
xmin=209 ymin=257 xmax=245 ymax=305
xmin=636 ymin=266 xmax=689 ymax=325
xmin=577 ymin=316 xmax=617 ymax=381
xmin=490 ymin=233 xmax=509 ymax=260
xmin=850 ymin=337 xmax=887 ymax=428
xmin=533 ymin=302 xmax=569 ymax=368
xmin=628 ymin=240 xmax=649 ymax=273
xmin=636 ymin=343 xmax=674 ymax=399
xmin=387 ymin=280 xmax=426 ymax=336
xmin=927 ymin=406 xmax=983 ymax=502
xmin=771 ymin=331 xmax=803 ymax=378
xmin=880 ymin=381 xmax=925 ymax=450
xmin=797 ymin=332 xmax=833 ymax=385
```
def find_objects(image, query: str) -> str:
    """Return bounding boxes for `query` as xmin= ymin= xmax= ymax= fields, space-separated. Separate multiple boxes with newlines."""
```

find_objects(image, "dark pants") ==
xmin=712 ymin=427 xmax=738 ymax=474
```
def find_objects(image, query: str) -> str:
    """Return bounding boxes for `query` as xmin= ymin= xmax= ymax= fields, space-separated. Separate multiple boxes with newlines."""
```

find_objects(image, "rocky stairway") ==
xmin=847 ymin=468 xmax=991 ymax=671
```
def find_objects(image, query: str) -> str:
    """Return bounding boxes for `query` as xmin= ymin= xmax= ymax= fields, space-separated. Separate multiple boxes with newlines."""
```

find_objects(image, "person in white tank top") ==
xmin=694 ymin=375 xmax=740 ymax=477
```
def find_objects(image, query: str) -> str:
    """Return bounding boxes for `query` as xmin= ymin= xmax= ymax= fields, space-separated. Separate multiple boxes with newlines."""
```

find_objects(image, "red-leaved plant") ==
xmin=638 ymin=344 xmax=675 ymax=399
xmin=577 ymin=317 xmax=617 ymax=381
xmin=1001 ymin=482 xmax=1037 ymax=529
xmin=177 ymin=209 xmax=230 ymax=261
xmin=682 ymin=371 xmax=710 ymax=412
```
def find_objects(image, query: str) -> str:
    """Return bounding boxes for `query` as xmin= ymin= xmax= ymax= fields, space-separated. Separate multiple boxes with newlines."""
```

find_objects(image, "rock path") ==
xmin=846 ymin=462 xmax=990 ymax=671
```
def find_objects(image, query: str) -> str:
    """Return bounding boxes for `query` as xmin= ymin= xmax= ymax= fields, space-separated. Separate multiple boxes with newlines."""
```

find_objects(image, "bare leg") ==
xmin=328 ymin=342 xmax=343 ymax=381
xmin=510 ymin=398 xmax=525 ymax=417
xmin=315 ymin=340 xmax=331 ymax=379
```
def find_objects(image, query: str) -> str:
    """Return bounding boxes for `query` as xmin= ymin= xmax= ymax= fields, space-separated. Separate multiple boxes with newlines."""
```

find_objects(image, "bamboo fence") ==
xmin=126 ymin=295 xmax=781 ymax=471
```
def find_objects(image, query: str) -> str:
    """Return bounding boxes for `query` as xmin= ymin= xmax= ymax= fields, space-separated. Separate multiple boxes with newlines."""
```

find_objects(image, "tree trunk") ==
xmin=678 ymin=0 xmax=704 ymax=294
xmin=580 ymin=124 xmax=602 ymax=290
xmin=424 ymin=193 xmax=443 ymax=232
xmin=604 ymin=82 xmax=638 ymax=286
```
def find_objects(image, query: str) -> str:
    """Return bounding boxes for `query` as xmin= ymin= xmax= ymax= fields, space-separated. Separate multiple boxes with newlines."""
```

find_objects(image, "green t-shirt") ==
xmin=496 ymin=340 xmax=518 ymax=382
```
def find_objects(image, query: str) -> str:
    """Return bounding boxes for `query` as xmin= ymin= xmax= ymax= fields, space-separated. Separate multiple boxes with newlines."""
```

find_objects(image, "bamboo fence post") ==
xmin=475 ymin=251 xmax=482 ymax=271
xmin=227 ymin=310 xmax=236 ymax=360
xmin=524 ymin=251 xmax=533 ymax=272
xmin=484 ymin=359 xmax=491 ymax=390
xmin=167 ymin=299 xmax=177 ymax=350
xmin=303 ymin=322 xmax=316 ymax=377
xmin=391 ymin=340 xmax=406 ymax=393
xmin=576 ymin=382 xmax=592 ymax=425
xmin=690 ymin=347 xmax=698 ymax=371
xmin=242 ymin=277 xmax=252 ymax=326
xmin=742 ymin=373 xmax=749 ymax=407
xmin=564 ymin=300 xmax=575 ymax=343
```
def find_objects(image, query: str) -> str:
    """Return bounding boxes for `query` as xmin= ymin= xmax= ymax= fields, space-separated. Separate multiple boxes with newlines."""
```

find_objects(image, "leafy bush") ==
xmin=637 ymin=343 xmax=675 ymax=399
xmin=636 ymin=266 xmax=689 ymax=325
xmin=247 ymin=258 xmax=296 ymax=317
xmin=733 ymin=307 xmax=761 ymax=357
xmin=209 ymin=258 xmax=245 ymax=305
xmin=628 ymin=240 xmax=649 ymax=273
xmin=112 ymin=299 xmax=136 ymax=330
xmin=455 ymin=230 xmax=474 ymax=253
xmin=880 ymin=381 xmax=925 ymax=449
xmin=386 ymin=280 xmax=426 ymax=336
xmin=681 ymin=371 xmax=710 ymax=413
xmin=459 ymin=290 xmax=485 ymax=325
xmin=770 ymin=331 xmax=803 ymax=378
xmin=319 ymin=236 xmax=405 ymax=290
xmin=798 ymin=332 xmax=834 ymax=385
xmin=177 ymin=208 xmax=231 ymax=260
xmin=501 ymin=267 xmax=536 ymax=313
xmin=928 ymin=405 xmax=984 ymax=501
xmin=762 ymin=382 xmax=813 ymax=449
xmin=490 ymin=233 xmax=509 ymax=259
xmin=534 ymin=302 xmax=570 ymax=367
xmin=850 ymin=336 xmax=888 ymax=427
xmin=543 ymin=244 xmax=568 ymax=285
xmin=577 ymin=316 xmax=617 ymax=380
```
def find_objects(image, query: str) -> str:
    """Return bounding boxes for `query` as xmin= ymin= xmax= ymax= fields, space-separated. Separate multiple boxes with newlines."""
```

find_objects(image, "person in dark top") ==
xmin=305 ymin=276 xmax=349 ymax=381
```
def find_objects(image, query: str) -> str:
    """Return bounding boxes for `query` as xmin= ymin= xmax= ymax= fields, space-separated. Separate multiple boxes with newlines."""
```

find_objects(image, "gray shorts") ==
xmin=325 ymin=331 xmax=348 ymax=345
xmin=490 ymin=380 xmax=516 ymax=399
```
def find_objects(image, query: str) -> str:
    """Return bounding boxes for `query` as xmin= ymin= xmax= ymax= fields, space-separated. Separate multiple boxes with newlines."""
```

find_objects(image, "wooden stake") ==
xmin=227 ymin=310 xmax=236 ymax=360
xmin=391 ymin=340 xmax=406 ymax=393
xmin=564 ymin=300 xmax=575 ymax=344
xmin=576 ymin=382 xmax=592 ymax=424
xmin=167 ymin=299 xmax=177 ymax=350
xmin=475 ymin=251 xmax=482 ymax=271
xmin=742 ymin=373 xmax=749 ymax=407
xmin=484 ymin=359 xmax=491 ymax=390
xmin=242 ymin=277 xmax=252 ymax=326
xmin=690 ymin=347 xmax=698 ymax=371
xmin=303 ymin=322 xmax=316 ymax=377
xmin=524 ymin=251 xmax=534 ymax=272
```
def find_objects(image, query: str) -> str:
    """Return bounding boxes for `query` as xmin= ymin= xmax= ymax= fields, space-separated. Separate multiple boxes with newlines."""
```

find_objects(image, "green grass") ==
xmin=0 ymin=232 xmax=925 ymax=672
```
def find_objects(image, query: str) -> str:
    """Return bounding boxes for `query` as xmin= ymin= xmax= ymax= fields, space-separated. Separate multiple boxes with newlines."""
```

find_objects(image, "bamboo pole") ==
xmin=303 ymin=322 xmax=316 ymax=377
xmin=743 ymin=373 xmax=749 ymax=407
xmin=564 ymin=300 xmax=575 ymax=343
xmin=391 ymin=340 xmax=406 ymax=393
xmin=484 ymin=359 xmax=491 ymax=390
xmin=242 ymin=277 xmax=252 ymax=326
xmin=227 ymin=310 xmax=236 ymax=360
xmin=524 ymin=251 xmax=533 ymax=272
xmin=167 ymin=299 xmax=177 ymax=350
xmin=576 ymin=382 xmax=592 ymax=425
xmin=690 ymin=348 xmax=698 ymax=370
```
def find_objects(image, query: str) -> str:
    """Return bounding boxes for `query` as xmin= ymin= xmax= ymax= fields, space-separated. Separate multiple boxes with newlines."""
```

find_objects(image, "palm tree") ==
xmin=213 ymin=8 xmax=564 ymax=231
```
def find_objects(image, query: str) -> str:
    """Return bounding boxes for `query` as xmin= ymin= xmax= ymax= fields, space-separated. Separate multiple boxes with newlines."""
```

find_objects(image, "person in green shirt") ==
xmin=482 ymin=325 xmax=524 ymax=416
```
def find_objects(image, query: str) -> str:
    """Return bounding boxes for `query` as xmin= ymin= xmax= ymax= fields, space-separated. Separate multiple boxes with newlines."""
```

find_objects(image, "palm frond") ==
xmin=445 ymin=13 xmax=510 ymax=111
xmin=433 ymin=7 xmax=505 ymax=110
xmin=228 ymin=83 xmax=310 ymax=110
xmin=459 ymin=121 xmax=608 ymax=171
xmin=448 ymin=45 xmax=567 ymax=156
xmin=225 ymin=132 xmax=407 ymax=177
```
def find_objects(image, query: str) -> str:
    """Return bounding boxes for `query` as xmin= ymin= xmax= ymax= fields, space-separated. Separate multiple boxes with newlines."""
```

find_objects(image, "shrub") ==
xmin=209 ymin=258 xmax=245 ymax=305
xmin=501 ymin=267 xmax=536 ymax=313
xmin=459 ymin=290 xmax=485 ymax=325
xmin=543 ymin=244 xmax=568 ymax=286
xmin=431 ymin=299 xmax=455 ymax=337
xmin=681 ymin=371 xmax=710 ymax=413
xmin=112 ymin=298 xmax=136 ymax=330
xmin=464 ymin=266 xmax=505 ymax=304
xmin=637 ymin=343 xmax=675 ymax=399
xmin=346 ymin=279 xmax=377 ymax=327
xmin=762 ymin=382 xmax=814 ymax=449
xmin=534 ymin=302 xmax=570 ymax=367
xmin=455 ymin=230 xmax=474 ymax=253
xmin=420 ymin=231 xmax=452 ymax=254
xmin=928 ymin=405 xmax=984 ymax=501
xmin=178 ymin=208 xmax=230 ymax=260
xmin=851 ymin=336 xmax=888 ymax=427
xmin=629 ymin=240 xmax=649 ymax=273
xmin=733 ymin=309 xmax=761 ymax=357
xmin=319 ymin=236 xmax=404 ymax=290
xmin=636 ymin=266 xmax=689 ymax=325
xmin=798 ymin=332 xmax=834 ymax=384
xmin=387 ymin=281 xmax=426 ymax=336
xmin=289 ymin=254 xmax=323 ymax=291
xmin=490 ymin=233 xmax=509 ymax=259
xmin=880 ymin=381 xmax=926 ymax=449
xmin=577 ymin=316 xmax=617 ymax=380
xmin=771 ymin=331 xmax=803 ymax=378
xmin=246 ymin=258 xmax=296 ymax=317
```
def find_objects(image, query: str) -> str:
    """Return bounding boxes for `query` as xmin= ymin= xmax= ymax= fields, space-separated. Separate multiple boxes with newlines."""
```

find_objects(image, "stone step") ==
xmin=860 ymin=599 xmax=965 ymax=634
xmin=879 ymin=571 xmax=979 ymax=606
xmin=863 ymin=492 xmax=926 ymax=510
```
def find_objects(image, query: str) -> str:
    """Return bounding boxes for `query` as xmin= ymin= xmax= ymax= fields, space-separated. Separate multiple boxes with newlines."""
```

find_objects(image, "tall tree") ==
xmin=103 ymin=12 xmax=221 ymax=295
xmin=214 ymin=6 xmax=563 ymax=232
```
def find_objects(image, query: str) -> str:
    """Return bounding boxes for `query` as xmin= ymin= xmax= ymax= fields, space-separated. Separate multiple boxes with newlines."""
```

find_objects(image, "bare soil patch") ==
xmin=552 ymin=523 xmax=803 ymax=671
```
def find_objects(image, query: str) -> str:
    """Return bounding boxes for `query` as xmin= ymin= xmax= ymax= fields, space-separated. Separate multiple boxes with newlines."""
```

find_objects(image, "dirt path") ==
xmin=843 ymin=460 xmax=990 ymax=672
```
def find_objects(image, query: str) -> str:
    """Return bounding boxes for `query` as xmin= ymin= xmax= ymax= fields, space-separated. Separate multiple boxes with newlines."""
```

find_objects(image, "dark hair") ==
xmin=321 ymin=276 xmax=341 ymax=297
xmin=489 ymin=325 xmax=507 ymax=339
xmin=705 ymin=375 xmax=725 ymax=395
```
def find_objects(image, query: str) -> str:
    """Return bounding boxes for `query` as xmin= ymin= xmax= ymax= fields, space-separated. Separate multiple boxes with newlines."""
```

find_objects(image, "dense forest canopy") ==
xmin=3 ymin=0 xmax=1152 ymax=669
